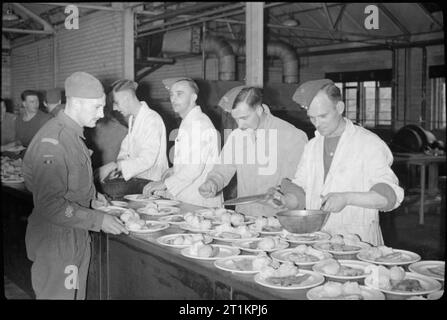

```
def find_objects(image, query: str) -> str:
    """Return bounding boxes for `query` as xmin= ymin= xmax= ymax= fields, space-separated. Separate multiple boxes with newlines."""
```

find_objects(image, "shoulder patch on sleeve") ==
xmin=41 ymin=138 xmax=59 ymax=145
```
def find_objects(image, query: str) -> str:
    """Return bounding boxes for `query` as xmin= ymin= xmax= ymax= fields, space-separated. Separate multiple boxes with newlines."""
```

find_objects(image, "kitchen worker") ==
xmin=268 ymin=79 xmax=404 ymax=246
xmin=44 ymin=88 xmax=65 ymax=117
xmin=98 ymin=79 xmax=168 ymax=182
xmin=22 ymin=71 xmax=128 ymax=300
xmin=1 ymin=98 xmax=17 ymax=148
xmin=15 ymin=89 xmax=52 ymax=147
xmin=142 ymin=77 xmax=222 ymax=207
xmin=198 ymin=86 xmax=308 ymax=217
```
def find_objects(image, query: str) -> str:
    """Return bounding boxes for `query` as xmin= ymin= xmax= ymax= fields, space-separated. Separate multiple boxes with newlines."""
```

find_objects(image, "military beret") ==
xmin=217 ymin=85 xmax=248 ymax=112
xmin=65 ymin=71 xmax=104 ymax=99
xmin=292 ymin=79 xmax=334 ymax=109
xmin=162 ymin=77 xmax=198 ymax=93
xmin=46 ymin=88 xmax=63 ymax=104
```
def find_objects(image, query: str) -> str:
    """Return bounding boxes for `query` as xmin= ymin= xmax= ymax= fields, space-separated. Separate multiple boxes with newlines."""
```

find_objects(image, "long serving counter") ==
xmin=87 ymin=201 xmax=309 ymax=300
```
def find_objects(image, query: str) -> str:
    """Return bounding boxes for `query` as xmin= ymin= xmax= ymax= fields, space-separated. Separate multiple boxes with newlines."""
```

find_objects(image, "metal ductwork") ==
xmin=161 ymin=29 xmax=235 ymax=81
xmin=227 ymin=40 xmax=299 ymax=84
xmin=202 ymin=35 xmax=236 ymax=81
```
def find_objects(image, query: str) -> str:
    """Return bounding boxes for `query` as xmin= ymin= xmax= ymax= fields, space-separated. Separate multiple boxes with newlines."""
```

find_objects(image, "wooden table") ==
xmin=393 ymin=153 xmax=446 ymax=224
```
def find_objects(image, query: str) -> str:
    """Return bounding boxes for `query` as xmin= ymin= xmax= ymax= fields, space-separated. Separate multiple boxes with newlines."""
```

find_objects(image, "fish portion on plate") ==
xmin=357 ymin=246 xmax=421 ymax=265
xmin=248 ymin=216 xmax=283 ymax=233
xmin=312 ymin=259 xmax=371 ymax=279
xmin=271 ymin=245 xmax=332 ymax=265
xmin=232 ymin=236 xmax=288 ymax=252
xmin=307 ymin=281 xmax=385 ymax=300
xmin=210 ymin=224 xmax=259 ymax=240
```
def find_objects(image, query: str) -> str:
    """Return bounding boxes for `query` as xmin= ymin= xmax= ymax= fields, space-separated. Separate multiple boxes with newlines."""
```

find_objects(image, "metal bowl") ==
xmin=276 ymin=209 xmax=330 ymax=234
xmin=97 ymin=177 xmax=151 ymax=200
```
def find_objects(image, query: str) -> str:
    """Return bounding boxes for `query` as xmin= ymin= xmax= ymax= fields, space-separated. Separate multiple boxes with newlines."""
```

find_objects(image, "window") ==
xmin=334 ymin=81 xmax=392 ymax=128
xmin=430 ymin=77 xmax=446 ymax=129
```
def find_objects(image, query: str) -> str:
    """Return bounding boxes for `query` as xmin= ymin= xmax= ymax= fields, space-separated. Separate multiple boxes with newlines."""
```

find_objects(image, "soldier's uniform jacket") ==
xmin=23 ymin=111 xmax=104 ymax=263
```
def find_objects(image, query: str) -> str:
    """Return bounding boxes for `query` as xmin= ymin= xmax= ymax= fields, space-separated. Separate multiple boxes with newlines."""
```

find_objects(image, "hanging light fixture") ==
xmin=2 ymin=6 xmax=20 ymax=21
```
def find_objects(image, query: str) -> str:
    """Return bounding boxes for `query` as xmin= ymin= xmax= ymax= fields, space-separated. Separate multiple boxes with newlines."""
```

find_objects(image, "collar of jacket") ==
xmin=314 ymin=117 xmax=354 ymax=139
xmin=182 ymin=105 xmax=202 ymax=124
xmin=56 ymin=110 xmax=85 ymax=139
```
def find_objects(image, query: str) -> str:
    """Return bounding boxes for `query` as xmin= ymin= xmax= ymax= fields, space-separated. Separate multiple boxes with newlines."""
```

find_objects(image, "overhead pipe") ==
xmin=202 ymin=35 xmax=236 ymax=81
xmin=227 ymin=40 xmax=299 ymax=84
xmin=11 ymin=3 xmax=54 ymax=33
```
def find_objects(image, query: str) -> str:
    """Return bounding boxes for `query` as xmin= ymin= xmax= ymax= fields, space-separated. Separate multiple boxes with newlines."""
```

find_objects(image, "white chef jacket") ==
xmin=292 ymin=118 xmax=404 ymax=246
xmin=117 ymin=101 xmax=168 ymax=181
xmin=164 ymin=106 xmax=222 ymax=207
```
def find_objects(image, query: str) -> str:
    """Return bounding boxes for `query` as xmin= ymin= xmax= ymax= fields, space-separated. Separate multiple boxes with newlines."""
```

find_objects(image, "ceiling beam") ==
xmin=416 ymin=3 xmax=442 ymax=29
xmin=36 ymin=2 xmax=124 ymax=11
xmin=11 ymin=3 xmax=54 ymax=33
xmin=378 ymin=4 xmax=410 ymax=36
xmin=2 ymin=27 xmax=53 ymax=35
xmin=333 ymin=4 xmax=347 ymax=30
xmin=322 ymin=3 xmax=335 ymax=30
xmin=267 ymin=13 xmax=307 ymax=46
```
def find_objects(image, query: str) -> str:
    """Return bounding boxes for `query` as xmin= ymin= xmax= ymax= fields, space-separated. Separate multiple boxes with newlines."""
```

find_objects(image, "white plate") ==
xmin=127 ymin=221 xmax=170 ymax=234
xmin=306 ymin=285 xmax=385 ymax=300
xmin=408 ymin=261 xmax=445 ymax=281
xmin=313 ymin=241 xmax=370 ymax=255
xmin=2 ymin=177 xmax=24 ymax=184
xmin=159 ymin=214 xmax=186 ymax=225
xmin=281 ymin=231 xmax=331 ymax=244
xmin=111 ymin=200 xmax=128 ymax=207
xmin=181 ymin=245 xmax=240 ymax=261
xmin=270 ymin=248 xmax=332 ymax=266
xmin=156 ymin=233 xmax=212 ymax=248
xmin=214 ymin=255 xmax=262 ymax=274
xmin=137 ymin=206 xmax=180 ymax=216
xmin=232 ymin=238 xmax=289 ymax=253
xmin=312 ymin=260 xmax=374 ymax=280
xmin=364 ymin=272 xmax=442 ymax=296
xmin=209 ymin=230 xmax=260 ymax=242
xmin=248 ymin=225 xmax=284 ymax=235
xmin=178 ymin=223 xmax=213 ymax=233
xmin=96 ymin=205 xmax=127 ymax=216
xmin=357 ymin=249 xmax=421 ymax=266
xmin=124 ymin=194 xmax=159 ymax=202
xmin=427 ymin=290 xmax=444 ymax=300
xmin=3 ymin=145 xmax=26 ymax=152
xmin=153 ymin=199 xmax=181 ymax=206
xmin=254 ymin=270 xmax=324 ymax=290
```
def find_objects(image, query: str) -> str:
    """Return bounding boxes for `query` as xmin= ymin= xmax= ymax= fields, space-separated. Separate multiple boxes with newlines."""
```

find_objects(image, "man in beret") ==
xmin=98 ymin=79 xmax=168 ymax=182
xmin=268 ymin=79 xmax=404 ymax=246
xmin=198 ymin=86 xmax=308 ymax=217
xmin=142 ymin=77 xmax=222 ymax=207
xmin=44 ymin=88 xmax=65 ymax=117
xmin=22 ymin=71 xmax=128 ymax=299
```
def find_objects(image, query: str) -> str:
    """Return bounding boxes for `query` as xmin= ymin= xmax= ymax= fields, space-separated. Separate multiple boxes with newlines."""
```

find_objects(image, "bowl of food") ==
xmin=98 ymin=177 xmax=151 ymax=199
xmin=276 ymin=210 xmax=330 ymax=234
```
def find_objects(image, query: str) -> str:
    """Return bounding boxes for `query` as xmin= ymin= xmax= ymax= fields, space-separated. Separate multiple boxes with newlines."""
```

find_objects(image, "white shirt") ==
xmin=164 ymin=106 xmax=222 ymax=207
xmin=292 ymin=118 xmax=404 ymax=246
xmin=117 ymin=101 xmax=168 ymax=181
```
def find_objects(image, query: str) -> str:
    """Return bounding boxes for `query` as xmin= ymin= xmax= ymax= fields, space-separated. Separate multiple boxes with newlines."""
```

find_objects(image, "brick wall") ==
xmin=10 ymin=11 xmax=125 ymax=107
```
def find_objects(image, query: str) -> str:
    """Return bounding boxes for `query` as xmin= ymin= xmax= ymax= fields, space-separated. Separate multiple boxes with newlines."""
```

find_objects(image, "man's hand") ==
xmin=198 ymin=180 xmax=218 ymax=198
xmin=143 ymin=181 xmax=167 ymax=196
xmin=98 ymin=162 xmax=118 ymax=182
xmin=100 ymin=214 xmax=129 ymax=235
xmin=320 ymin=192 xmax=349 ymax=212
xmin=92 ymin=192 xmax=109 ymax=209
xmin=264 ymin=186 xmax=300 ymax=210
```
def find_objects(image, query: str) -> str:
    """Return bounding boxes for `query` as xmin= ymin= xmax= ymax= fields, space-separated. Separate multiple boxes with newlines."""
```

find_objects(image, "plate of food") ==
xmin=110 ymin=200 xmax=128 ymax=207
xmin=254 ymin=262 xmax=324 ymax=290
xmin=181 ymin=242 xmax=240 ymax=261
xmin=209 ymin=229 xmax=260 ymax=242
xmin=312 ymin=259 xmax=373 ymax=281
xmin=153 ymin=199 xmax=181 ymax=206
xmin=214 ymin=254 xmax=274 ymax=274
xmin=408 ymin=261 xmax=445 ymax=282
xmin=427 ymin=290 xmax=444 ymax=300
xmin=364 ymin=266 xmax=442 ymax=297
xmin=281 ymin=231 xmax=331 ymax=244
xmin=1 ymin=176 xmax=24 ymax=184
xmin=156 ymin=233 xmax=212 ymax=248
xmin=270 ymin=245 xmax=332 ymax=267
xmin=248 ymin=216 xmax=283 ymax=234
xmin=137 ymin=206 xmax=180 ymax=216
xmin=306 ymin=281 xmax=385 ymax=300
xmin=126 ymin=220 xmax=170 ymax=234
xmin=232 ymin=237 xmax=289 ymax=253
xmin=357 ymin=246 xmax=421 ymax=266
xmin=312 ymin=234 xmax=371 ymax=255
xmin=123 ymin=194 xmax=159 ymax=202
xmin=96 ymin=205 xmax=128 ymax=217
xmin=158 ymin=214 xmax=186 ymax=225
